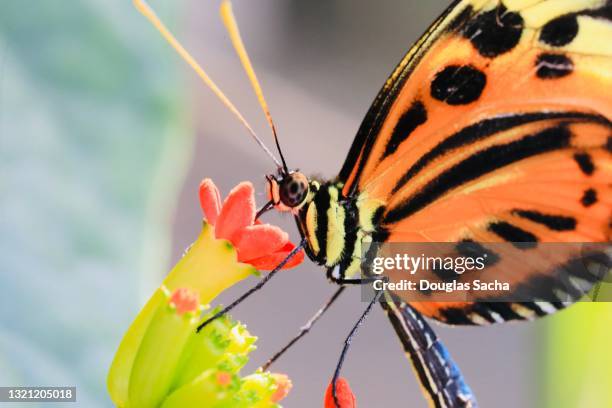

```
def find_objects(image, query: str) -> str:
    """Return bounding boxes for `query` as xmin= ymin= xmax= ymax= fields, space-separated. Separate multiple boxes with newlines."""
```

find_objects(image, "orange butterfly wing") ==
xmin=339 ymin=0 xmax=612 ymax=323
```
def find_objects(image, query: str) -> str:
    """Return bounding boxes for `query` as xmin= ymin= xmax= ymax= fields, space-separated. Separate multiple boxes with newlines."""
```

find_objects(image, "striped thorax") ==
xmin=267 ymin=171 xmax=385 ymax=280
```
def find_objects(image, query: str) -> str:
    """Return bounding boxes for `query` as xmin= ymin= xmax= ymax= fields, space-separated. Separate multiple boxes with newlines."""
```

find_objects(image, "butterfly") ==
xmin=136 ymin=0 xmax=612 ymax=406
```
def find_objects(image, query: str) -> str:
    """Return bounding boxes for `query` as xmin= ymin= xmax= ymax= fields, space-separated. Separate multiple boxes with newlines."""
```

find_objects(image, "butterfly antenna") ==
xmin=133 ymin=0 xmax=282 ymax=169
xmin=220 ymin=0 xmax=289 ymax=174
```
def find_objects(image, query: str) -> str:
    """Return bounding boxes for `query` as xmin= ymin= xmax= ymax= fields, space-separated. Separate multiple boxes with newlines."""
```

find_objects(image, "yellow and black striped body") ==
xmin=295 ymin=180 xmax=385 ymax=279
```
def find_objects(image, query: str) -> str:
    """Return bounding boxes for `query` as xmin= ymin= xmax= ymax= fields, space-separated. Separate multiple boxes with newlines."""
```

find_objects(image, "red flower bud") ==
xmin=324 ymin=377 xmax=356 ymax=408
xmin=270 ymin=373 xmax=292 ymax=403
xmin=215 ymin=371 xmax=232 ymax=387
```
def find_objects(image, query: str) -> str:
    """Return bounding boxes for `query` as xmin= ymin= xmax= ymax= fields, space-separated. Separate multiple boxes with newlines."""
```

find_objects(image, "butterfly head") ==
xmin=266 ymin=171 xmax=310 ymax=212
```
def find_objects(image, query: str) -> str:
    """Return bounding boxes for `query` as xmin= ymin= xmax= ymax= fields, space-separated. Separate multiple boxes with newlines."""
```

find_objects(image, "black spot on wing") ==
xmin=462 ymin=4 xmax=524 ymax=58
xmin=540 ymin=14 xmax=579 ymax=46
xmin=573 ymin=153 xmax=595 ymax=175
xmin=479 ymin=302 xmax=524 ymax=322
xmin=488 ymin=221 xmax=538 ymax=248
xmin=431 ymin=65 xmax=486 ymax=105
xmin=469 ymin=303 xmax=497 ymax=323
xmin=512 ymin=209 xmax=577 ymax=231
xmin=581 ymin=188 xmax=597 ymax=207
xmin=440 ymin=307 xmax=476 ymax=325
xmin=551 ymin=301 xmax=566 ymax=310
xmin=456 ymin=239 xmax=501 ymax=266
xmin=382 ymin=101 xmax=427 ymax=159
xmin=417 ymin=285 xmax=433 ymax=297
xmin=606 ymin=136 xmax=612 ymax=153
xmin=385 ymin=126 xmax=572 ymax=223
xmin=431 ymin=263 xmax=460 ymax=282
xmin=520 ymin=302 xmax=550 ymax=317
xmin=536 ymin=54 xmax=574 ymax=79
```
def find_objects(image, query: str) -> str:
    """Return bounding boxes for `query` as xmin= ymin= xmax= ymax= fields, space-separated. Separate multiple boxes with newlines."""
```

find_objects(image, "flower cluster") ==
xmin=107 ymin=180 xmax=302 ymax=407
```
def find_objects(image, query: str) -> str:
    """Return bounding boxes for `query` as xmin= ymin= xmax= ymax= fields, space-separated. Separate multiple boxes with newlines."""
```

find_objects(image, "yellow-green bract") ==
xmin=107 ymin=222 xmax=287 ymax=408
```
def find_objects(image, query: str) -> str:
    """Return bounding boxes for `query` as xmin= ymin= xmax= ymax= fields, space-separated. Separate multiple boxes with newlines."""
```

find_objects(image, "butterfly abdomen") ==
xmin=296 ymin=181 xmax=386 ymax=279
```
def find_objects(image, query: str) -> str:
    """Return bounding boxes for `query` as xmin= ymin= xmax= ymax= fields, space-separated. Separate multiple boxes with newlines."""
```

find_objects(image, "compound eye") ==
xmin=279 ymin=173 xmax=309 ymax=208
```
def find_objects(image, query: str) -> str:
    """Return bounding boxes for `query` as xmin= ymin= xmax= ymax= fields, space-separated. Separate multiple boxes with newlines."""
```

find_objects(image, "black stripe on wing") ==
xmin=338 ymin=0 xmax=472 ymax=197
xmin=385 ymin=123 xmax=574 ymax=223
xmin=389 ymin=111 xmax=605 ymax=195
xmin=511 ymin=210 xmax=577 ymax=232
xmin=384 ymin=111 xmax=611 ymax=224
xmin=382 ymin=293 xmax=478 ymax=408
xmin=382 ymin=101 xmax=428 ymax=160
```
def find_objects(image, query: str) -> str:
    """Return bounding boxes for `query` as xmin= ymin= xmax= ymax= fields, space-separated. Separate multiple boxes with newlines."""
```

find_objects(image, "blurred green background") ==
xmin=0 ymin=1 xmax=610 ymax=407
xmin=0 ymin=0 xmax=187 ymax=406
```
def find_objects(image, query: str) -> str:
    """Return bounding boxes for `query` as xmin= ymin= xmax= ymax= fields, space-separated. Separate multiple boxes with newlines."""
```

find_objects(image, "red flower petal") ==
xmin=233 ymin=224 xmax=289 ymax=263
xmin=199 ymin=178 xmax=222 ymax=225
xmin=215 ymin=182 xmax=256 ymax=241
xmin=324 ymin=378 xmax=356 ymax=408
xmin=246 ymin=242 xmax=304 ymax=271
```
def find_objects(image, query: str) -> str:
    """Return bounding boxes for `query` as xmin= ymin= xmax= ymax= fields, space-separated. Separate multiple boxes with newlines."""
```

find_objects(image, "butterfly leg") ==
xmin=330 ymin=287 xmax=384 ymax=407
xmin=196 ymin=239 xmax=306 ymax=332
xmin=260 ymin=286 xmax=346 ymax=371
